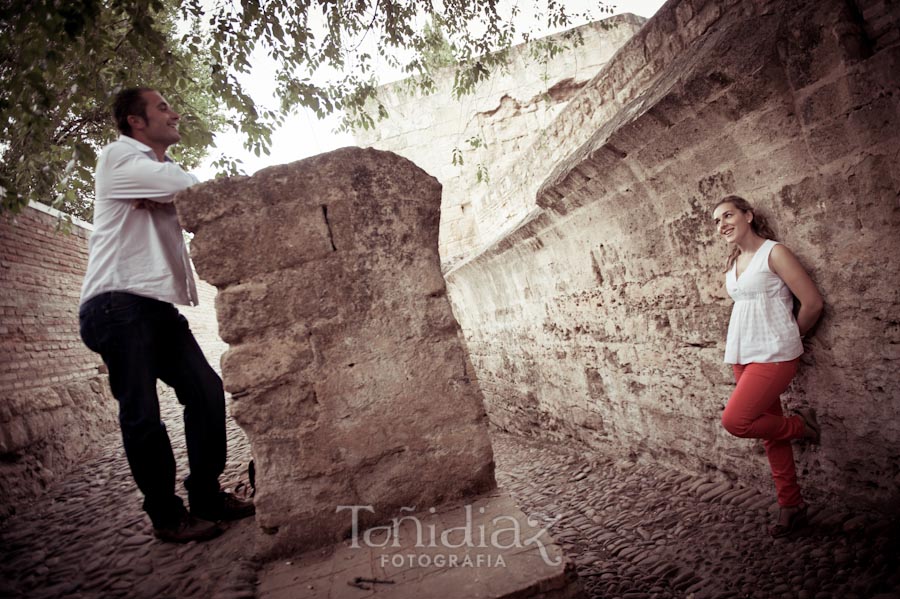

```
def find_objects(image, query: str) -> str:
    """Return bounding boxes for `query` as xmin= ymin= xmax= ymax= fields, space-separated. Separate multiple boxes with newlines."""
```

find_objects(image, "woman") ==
xmin=712 ymin=195 xmax=824 ymax=537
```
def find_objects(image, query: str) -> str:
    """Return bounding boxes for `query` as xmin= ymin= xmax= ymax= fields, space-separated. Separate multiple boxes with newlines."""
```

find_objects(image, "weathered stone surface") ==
xmin=354 ymin=15 xmax=646 ymax=268
xmin=389 ymin=0 xmax=900 ymax=511
xmin=256 ymin=490 xmax=582 ymax=599
xmin=177 ymin=147 xmax=496 ymax=558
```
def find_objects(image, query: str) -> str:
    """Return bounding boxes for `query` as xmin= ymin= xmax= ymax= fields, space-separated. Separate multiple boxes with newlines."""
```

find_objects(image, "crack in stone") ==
xmin=321 ymin=204 xmax=337 ymax=251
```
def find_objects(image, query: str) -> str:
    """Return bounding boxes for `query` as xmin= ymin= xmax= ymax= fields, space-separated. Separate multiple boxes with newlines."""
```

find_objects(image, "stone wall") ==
xmin=0 ymin=204 xmax=116 ymax=520
xmin=355 ymin=15 xmax=646 ymax=268
xmin=176 ymin=147 xmax=495 ymax=558
xmin=436 ymin=0 xmax=900 ymax=511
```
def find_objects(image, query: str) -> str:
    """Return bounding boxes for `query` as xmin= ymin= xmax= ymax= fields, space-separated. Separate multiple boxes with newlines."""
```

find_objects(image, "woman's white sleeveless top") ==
xmin=724 ymin=239 xmax=803 ymax=365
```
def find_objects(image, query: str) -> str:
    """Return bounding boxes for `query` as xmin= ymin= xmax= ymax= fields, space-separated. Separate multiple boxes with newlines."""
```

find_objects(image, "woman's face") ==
xmin=712 ymin=202 xmax=753 ymax=244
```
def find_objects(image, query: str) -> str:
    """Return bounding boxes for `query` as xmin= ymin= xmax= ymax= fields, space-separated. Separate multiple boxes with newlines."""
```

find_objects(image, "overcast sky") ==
xmin=195 ymin=0 xmax=667 ymax=180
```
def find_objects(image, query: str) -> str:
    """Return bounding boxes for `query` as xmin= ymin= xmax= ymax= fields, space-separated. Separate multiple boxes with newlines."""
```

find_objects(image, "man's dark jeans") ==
xmin=79 ymin=291 xmax=226 ymax=527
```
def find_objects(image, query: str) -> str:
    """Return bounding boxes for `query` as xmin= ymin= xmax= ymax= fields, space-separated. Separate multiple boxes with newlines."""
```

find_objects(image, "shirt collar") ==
xmin=116 ymin=134 xmax=172 ymax=162
xmin=117 ymin=134 xmax=152 ymax=152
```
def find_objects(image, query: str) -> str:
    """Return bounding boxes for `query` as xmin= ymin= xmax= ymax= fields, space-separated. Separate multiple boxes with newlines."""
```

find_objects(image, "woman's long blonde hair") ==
xmin=715 ymin=195 xmax=778 ymax=272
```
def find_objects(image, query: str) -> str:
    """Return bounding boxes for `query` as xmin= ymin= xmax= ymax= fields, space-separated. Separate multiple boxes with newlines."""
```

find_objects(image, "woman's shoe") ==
xmin=769 ymin=503 xmax=808 ymax=538
xmin=796 ymin=408 xmax=821 ymax=444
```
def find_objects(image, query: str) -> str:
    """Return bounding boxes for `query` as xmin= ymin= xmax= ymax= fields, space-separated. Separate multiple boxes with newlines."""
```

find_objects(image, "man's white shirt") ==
xmin=80 ymin=135 xmax=199 ymax=306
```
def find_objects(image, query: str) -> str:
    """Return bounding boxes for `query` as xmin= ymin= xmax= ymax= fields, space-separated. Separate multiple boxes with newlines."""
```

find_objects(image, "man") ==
xmin=79 ymin=87 xmax=254 ymax=543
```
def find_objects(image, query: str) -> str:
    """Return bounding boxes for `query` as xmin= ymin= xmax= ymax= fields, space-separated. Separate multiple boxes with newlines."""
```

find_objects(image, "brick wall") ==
xmin=0 ymin=205 xmax=227 ymax=521
xmin=0 ymin=204 xmax=115 ymax=520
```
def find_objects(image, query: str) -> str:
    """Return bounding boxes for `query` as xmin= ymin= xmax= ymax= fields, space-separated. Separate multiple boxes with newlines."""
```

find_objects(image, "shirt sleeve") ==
xmin=102 ymin=144 xmax=199 ymax=202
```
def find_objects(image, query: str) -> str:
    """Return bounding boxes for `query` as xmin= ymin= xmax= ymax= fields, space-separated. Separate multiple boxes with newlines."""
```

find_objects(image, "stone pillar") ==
xmin=176 ymin=147 xmax=495 ymax=557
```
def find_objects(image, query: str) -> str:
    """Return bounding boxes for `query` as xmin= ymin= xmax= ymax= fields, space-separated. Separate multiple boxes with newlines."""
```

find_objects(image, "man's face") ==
xmin=129 ymin=90 xmax=181 ymax=149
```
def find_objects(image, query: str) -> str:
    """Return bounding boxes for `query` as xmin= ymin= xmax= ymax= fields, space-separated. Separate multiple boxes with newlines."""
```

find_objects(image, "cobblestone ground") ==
xmin=2 ymin=414 xmax=899 ymax=599
xmin=492 ymin=432 xmax=900 ymax=599
xmin=0 ymin=385 xmax=258 ymax=599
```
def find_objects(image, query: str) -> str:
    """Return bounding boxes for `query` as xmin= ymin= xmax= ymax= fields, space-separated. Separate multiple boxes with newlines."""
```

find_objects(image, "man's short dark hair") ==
xmin=112 ymin=87 xmax=155 ymax=135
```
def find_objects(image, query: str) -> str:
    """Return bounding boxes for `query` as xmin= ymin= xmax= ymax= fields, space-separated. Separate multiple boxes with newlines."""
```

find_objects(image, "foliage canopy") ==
xmin=1 ymin=0 xmax=612 ymax=219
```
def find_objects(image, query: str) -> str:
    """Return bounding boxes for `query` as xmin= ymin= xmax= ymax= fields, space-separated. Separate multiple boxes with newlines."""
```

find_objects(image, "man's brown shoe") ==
xmin=153 ymin=513 xmax=223 ymax=543
xmin=191 ymin=491 xmax=256 ymax=522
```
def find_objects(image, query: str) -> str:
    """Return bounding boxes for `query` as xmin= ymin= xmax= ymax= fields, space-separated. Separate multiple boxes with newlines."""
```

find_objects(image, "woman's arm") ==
xmin=770 ymin=244 xmax=824 ymax=335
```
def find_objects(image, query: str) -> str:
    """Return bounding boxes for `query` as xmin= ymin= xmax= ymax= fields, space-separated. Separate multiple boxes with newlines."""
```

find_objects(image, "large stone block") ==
xmin=177 ymin=147 xmax=496 ymax=557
